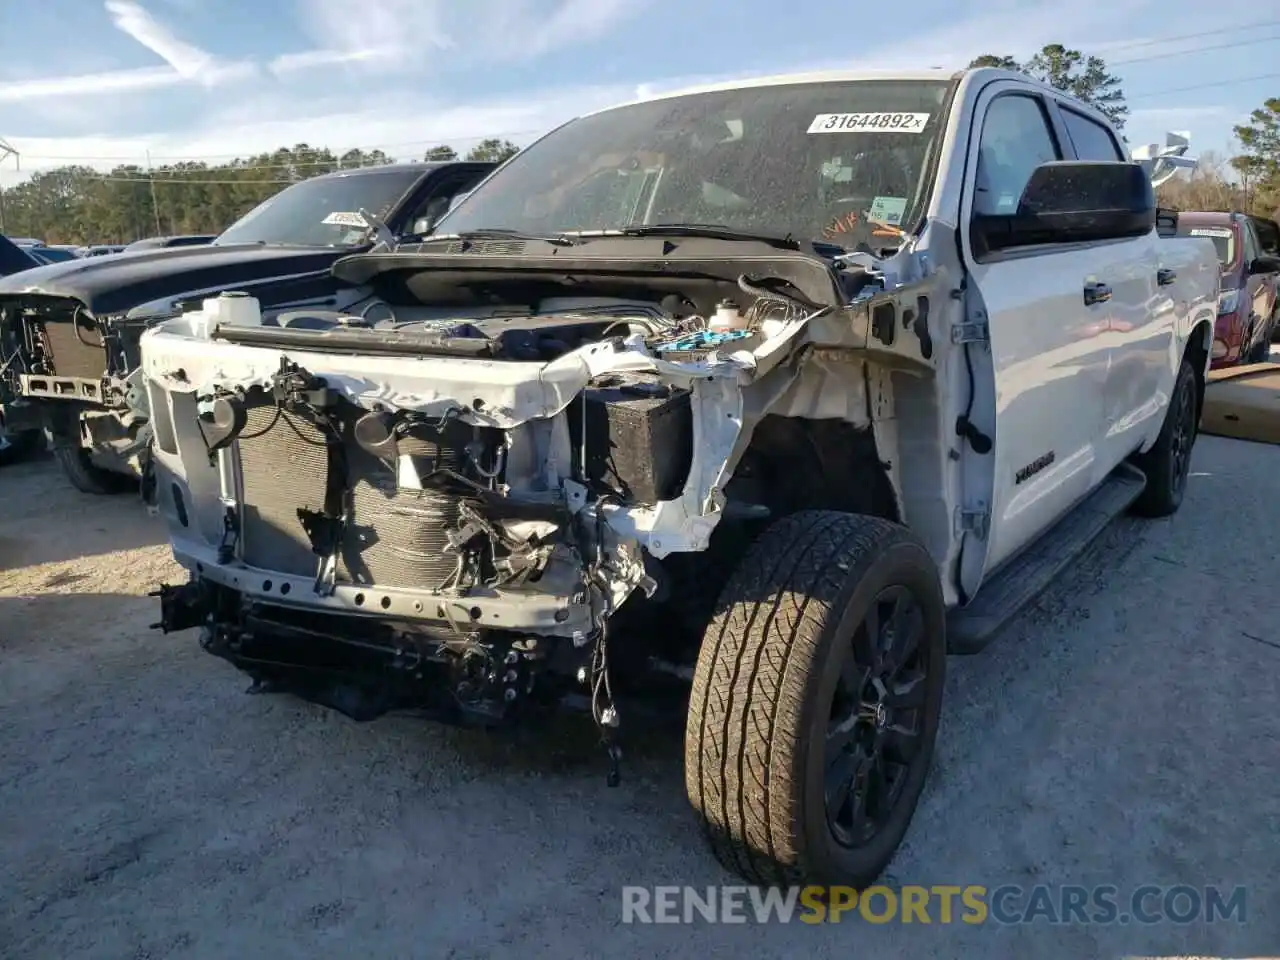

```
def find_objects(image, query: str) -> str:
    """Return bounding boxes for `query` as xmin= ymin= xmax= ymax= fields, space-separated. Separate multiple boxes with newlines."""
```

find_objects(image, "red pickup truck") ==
xmin=1171 ymin=211 xmax=1280 ymax=367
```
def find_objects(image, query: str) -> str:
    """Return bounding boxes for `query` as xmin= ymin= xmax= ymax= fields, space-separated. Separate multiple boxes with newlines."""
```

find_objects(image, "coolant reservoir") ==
xmin=708 ymin=299 xmax=747 ymax=332
xmin=197 ymin=291 xmax=260 ymax=336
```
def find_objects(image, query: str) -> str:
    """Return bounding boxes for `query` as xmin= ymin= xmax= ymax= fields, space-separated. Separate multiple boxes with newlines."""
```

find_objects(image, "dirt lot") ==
xmin=1 ymin=435 xmax=1277 ymax=960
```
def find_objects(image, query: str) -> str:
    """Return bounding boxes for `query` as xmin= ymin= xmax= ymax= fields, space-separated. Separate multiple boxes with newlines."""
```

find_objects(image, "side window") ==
xmin=404 ymin=174 xmax=483 ymax=233
xmin=1241 ymin=222 xmax=1259 ymax=263
xmin=1061 ymin=108 xmax=1125 ymax=161
xmin=973 ymin=95 xmax=1061 ymax=216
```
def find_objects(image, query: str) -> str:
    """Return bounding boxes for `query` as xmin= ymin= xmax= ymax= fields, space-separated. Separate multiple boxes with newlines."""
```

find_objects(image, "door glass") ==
xmin=1061 ymin=108 xmax=1125 ymax=161
xmin=1241 ymin=222 xmax=1259 ymax=263
xmin=973 ymin=95 xmax=1062 ymax=216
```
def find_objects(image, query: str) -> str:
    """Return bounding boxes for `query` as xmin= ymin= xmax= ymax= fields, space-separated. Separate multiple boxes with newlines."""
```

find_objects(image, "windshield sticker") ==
xmin=821 ymin=210 xmax=860 ymax=242
xmin=808 ymin=112 xmax=931 ymax=134
xmin=321 ymin=211 xmax=369 ymax=227
xmin=1189 ymin=227 xmax=1233 ymax=238
xmin=868 ymin=196 xmax=908 ymax=226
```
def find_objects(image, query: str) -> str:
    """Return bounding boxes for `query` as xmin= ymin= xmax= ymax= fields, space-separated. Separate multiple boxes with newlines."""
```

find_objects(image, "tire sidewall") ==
xmin=1164 ymin=361 xmax=1197 ymax=509
xmin=799 ymin=536 xmax=946 ymax=884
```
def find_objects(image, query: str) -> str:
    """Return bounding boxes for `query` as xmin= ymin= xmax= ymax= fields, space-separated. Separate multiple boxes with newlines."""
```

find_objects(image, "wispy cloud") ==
xmin=105 ymin=0 xmax=256 ymax=85
xmin=0 ymin=67 xmax=182 ymax=103
xmin=0 ymin=0 xmax=1252 ymax=187
xmin=289 ymin=0 xmax=645 ymax=72
xmin=268 ymin=48 xmax=387 ymax=76
xmin=0 ymin=0 xmax=254 ymax=104
xmin=0 ymin=80 xmax=635 ymax=187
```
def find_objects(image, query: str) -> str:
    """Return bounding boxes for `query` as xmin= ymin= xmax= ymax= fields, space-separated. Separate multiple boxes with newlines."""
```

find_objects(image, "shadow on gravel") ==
xmin=0 ymin=481 xmax=165 ymax=572
xmin=0 ymin=518 xmax=166 ymax=572
xmin=0 ymin=591 xmax=159 ymax=655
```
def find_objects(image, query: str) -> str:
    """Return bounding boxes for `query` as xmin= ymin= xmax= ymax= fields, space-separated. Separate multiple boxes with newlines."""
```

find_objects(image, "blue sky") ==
xmin=0 ymin=0 xmax=1276 ymax=187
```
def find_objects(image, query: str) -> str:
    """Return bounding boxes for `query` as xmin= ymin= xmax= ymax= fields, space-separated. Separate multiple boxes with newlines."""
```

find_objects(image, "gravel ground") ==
xmin=1 ymin=433 xmax=1277 ymax=960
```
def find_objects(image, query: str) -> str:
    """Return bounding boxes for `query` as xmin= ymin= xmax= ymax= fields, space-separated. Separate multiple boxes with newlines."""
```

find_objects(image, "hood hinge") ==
xmin=950 ymin=319 xmax=989 ymax=345
xmin=954 ymin=503 xmax=990 ymax=541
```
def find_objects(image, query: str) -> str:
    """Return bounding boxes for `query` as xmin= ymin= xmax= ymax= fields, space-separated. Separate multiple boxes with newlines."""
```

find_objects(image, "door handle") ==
xmin=1083 ymin=281 xmax=1112 ymax=306
xmin=1157 ymin=268 xmax=1177 ymax=286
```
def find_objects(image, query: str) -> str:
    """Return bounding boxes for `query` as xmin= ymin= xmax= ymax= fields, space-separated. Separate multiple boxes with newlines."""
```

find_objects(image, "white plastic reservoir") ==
xmin=196 ymin=291 xmax=260 ymax=337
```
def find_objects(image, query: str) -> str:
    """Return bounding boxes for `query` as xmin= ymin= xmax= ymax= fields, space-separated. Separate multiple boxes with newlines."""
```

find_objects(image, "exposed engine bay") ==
xmin=142 ymin=248 xmax=942 ymax=780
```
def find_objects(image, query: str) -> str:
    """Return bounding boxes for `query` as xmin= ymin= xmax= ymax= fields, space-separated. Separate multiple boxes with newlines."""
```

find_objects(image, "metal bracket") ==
xmin=950 ymin=321 xmax=990 ymax=345
xmin=955 ymin=504 xmax=990 ymax=540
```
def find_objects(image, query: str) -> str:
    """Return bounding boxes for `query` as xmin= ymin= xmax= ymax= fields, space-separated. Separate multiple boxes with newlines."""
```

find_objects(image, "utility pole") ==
xmin=0 ymin=138 xmax=19 ymax=234
xmin=145 ymin=149 xmax=162 ymax=236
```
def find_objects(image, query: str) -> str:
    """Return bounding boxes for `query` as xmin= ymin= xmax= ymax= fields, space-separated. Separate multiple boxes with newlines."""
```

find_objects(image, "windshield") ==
xmin=216 ymin=168 xmax=425 ymax=247
xmin=435 ymin=79 xmax=953 ymax=253
xmin=1179 ymin=224 xmax=1237 ymax=268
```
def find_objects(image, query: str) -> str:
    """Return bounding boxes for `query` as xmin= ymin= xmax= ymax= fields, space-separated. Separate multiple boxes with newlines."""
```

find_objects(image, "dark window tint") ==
xmin=215 ymin=168 xmax=426 ymax=248
xmin=973 ymin=95 xmax=1061 ymax=216
xmin=1061 ymin=109 xmax=1124 ymax=161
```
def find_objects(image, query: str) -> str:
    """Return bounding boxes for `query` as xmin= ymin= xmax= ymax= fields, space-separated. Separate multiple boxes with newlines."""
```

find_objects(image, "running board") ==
xmin=947 ymin=463 xmax=1147 ymax=654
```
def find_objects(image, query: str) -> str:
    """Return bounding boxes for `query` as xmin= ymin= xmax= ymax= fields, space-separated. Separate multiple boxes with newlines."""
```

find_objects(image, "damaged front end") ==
xmin=142 ymin=246 xmax=941 ymax=773
xmin=0 ymin=294 xmax=152 ymax=478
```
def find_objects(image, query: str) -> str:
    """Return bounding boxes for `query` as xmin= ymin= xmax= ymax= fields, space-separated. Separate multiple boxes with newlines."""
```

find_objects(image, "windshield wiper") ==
xmin=596 ymin=223 xmax=801 ymax=251
xmin=427 ymin=228 xmax=578 ymax=247
xmin=360 ymin=207 xmax=398 ymax=252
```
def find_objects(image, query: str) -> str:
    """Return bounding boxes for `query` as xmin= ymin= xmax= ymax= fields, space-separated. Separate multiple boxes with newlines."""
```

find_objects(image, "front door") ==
xmin=959 ymin=85 xmax=1113 ymax=578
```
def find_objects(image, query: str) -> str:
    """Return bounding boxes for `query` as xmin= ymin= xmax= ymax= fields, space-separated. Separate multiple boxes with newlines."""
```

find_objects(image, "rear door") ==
xmin=1054 ymin=100 xmax=1170 ymax=459
xmin=959 ymin=83 xmax=1116 ymax=579
xmin=1240 ymin=219 xmax=1274 ymax=347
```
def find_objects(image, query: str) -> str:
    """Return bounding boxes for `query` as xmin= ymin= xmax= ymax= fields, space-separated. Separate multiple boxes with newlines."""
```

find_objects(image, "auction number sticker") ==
xmin=868 ymin=195 xmax=908 ymax=225
xmin=808 ymin=112 xmax=931 ymax=134
xmin=322 ymin=211 xmax=369 ymax=227
xmin=1189 ymin=227 xmax=1232 ymax=238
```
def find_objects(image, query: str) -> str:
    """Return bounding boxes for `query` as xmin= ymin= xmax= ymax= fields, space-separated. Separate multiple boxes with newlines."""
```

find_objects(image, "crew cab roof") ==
xmin=307 ymin=161 xmax=463 ymax=181
xmin=584 ymin=66 xmax=1091 ymax=118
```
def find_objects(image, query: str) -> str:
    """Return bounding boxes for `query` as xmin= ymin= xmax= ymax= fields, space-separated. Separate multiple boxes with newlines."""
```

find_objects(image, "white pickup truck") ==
xmin=140 ymin=67 xmax=1219 ymax=889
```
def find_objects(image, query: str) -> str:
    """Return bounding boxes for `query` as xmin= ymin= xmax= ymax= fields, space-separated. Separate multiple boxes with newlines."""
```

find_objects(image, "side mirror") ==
xmin=1248 ymin=255 xmax=1280 ymax=276
xmin=412 ymin=216 xmax=435 ymax=236
xmin=972 ymin=160 xmax=1155 ymax=255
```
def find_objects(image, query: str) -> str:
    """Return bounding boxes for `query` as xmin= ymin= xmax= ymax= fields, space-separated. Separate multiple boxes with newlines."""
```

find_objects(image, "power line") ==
xmin=14 ymin=129 xmax=545 ymax=164
xmin=1095 ymin=17 xmax=1280 ymax=52
xmin=1126 ymin=71 xmax=1280 ymax=100
xmin=1111 ymin=32 xmax=1280 ymax=66
xmin=10 ymin=20 xmax=1280 ymax=167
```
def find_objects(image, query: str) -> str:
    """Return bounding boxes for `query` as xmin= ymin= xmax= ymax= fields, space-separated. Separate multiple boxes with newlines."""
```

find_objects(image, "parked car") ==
xmin=0 ymin=235 xmax=37 ymax=277
xmin=1171 ymin=211 xmax=1280 ymax=366
xmin=9 ymin=237 xmax=44 ymax=248
xmin=0 ymin=236 xmax=42 ymax=461
xmin=123 ymin=235 xmax=217 ymax=253
xmin=26 ymin=245 xmax=79 ymax=265
xmin=82 ymin=245 xmax=127 ymax=257
xmin=142 ymin=67 xmax=1218 ymax=889
xmin=0 ymin=160 xmax=495 ymax=494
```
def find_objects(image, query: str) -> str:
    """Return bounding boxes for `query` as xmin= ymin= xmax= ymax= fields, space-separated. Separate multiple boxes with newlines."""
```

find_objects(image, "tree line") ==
xmin=0 ymin=138 xmax=521 ymax=245
xmin=3 ymin=46 xmax=1280 ymax=243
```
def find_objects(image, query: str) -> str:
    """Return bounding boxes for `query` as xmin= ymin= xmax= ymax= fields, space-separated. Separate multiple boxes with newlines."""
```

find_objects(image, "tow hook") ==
xmin=148 ymin=581 xmax=210 ymax=633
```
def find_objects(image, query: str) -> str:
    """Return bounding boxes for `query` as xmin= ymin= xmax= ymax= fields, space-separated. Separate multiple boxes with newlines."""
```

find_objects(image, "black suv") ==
xmin=0 ymin=160 xmax=494 ymax=492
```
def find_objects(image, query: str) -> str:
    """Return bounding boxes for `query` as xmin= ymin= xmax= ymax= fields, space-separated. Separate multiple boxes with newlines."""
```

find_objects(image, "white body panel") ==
xmin=928 ymin=72 xmax=1219 ymax=586
xmin=138 ymin=67 xmax=1221 ymax=619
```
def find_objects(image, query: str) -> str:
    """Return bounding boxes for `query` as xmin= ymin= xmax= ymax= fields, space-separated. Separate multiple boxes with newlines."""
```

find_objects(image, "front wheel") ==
xmin=685 ymin=511 xmax=946 ymax=887
xmin=54 ymin=444 xmax=136 ymax=495
xmin=0 ymin=428 xmax=42 ymax=466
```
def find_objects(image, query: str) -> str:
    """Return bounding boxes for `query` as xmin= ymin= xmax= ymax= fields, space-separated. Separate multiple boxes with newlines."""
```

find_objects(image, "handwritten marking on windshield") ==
xmin=808 ymin=112 xmax=931 ymax=134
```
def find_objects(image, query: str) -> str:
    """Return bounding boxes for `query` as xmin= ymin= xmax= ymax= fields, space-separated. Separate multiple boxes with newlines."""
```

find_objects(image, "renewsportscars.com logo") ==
xmin=621 ymin=884 xmax=1248 ymax=925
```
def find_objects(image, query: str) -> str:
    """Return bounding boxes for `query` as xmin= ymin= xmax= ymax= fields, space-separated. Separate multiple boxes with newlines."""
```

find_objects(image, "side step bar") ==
xmin=947 ymin=462 xmax=1147 ymax=654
